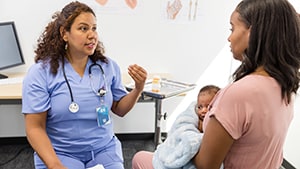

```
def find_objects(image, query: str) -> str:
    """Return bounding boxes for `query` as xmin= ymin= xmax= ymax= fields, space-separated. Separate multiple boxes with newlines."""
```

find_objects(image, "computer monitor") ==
xmin=0 ymin=21 xmax=25 ymax=79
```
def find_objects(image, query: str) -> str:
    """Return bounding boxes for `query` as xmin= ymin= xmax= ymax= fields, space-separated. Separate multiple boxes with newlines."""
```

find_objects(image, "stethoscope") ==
xmin=62 ymin=59 xmax=107 ymax=113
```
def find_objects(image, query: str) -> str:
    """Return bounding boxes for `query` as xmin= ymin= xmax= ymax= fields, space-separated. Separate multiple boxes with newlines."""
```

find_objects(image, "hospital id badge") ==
xmin=96 ymin=105 xmax=110 ymax=126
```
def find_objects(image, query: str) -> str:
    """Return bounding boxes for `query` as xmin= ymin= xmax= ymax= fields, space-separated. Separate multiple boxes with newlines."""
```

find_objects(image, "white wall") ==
xmin=0 ymin=0 xmax=299 ymax=168
xmin=0 ymin=0 xmax=238 ymax=132
xmin=0 ymin=0 xmax=235 ymax=83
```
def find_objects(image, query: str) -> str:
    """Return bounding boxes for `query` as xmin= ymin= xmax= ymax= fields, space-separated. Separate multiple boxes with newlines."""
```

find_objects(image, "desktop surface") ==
xmin=0 ymin=73 xmax=171 ymax=100
xmin=0 ymin=76 xmax=24 ymax=85
xmin=0 ymin=73 xmax=24 ymax=100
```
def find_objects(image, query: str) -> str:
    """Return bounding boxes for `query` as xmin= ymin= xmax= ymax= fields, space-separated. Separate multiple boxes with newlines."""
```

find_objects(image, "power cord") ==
xmin=0 ymin=144 xmax=31 ymax=166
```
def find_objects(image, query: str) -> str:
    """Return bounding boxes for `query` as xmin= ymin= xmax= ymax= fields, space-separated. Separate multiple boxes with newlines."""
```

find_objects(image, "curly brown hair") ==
xmin=34 ymin=1 xmax=107 ymax=75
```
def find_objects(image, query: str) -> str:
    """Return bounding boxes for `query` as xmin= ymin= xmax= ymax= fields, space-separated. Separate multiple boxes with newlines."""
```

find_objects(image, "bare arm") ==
xmin=193 ymin=116 xmax=234 ymax=169
xmin=111 ymin=64 xmax=147 ymax=117
xmin=24 ymin=112 xmax=67 ymax=169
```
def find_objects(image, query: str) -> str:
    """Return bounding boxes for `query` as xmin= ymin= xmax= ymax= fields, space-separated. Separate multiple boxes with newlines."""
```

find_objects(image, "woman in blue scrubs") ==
xmin=21 ymin=1 xmax=147 ymax=169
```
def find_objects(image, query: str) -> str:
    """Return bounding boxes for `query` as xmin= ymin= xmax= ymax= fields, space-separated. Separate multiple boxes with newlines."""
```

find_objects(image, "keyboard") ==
xmin=0 ymin=77 xmax=24 ymax=85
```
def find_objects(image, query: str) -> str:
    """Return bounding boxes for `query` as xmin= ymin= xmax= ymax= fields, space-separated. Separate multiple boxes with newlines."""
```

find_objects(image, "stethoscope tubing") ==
xmin=62 ymin=59 xmax=107 ymax=112
xmin=62 ymin=58 xmax=75 ymax=103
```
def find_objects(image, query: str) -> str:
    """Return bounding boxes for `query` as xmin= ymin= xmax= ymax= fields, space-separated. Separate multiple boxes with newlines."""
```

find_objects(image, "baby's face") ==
xmin=195 ymin=91 xmax=215 ymax=121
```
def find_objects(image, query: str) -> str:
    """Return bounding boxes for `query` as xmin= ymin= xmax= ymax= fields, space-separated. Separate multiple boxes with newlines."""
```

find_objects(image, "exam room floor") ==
xmin=0 ymin=137 xmax=291 ymax=169
xmin=0 ymin=136 xmax=155 ymax=169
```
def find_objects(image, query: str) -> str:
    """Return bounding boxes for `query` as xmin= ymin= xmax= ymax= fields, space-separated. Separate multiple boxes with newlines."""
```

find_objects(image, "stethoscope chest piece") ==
xmin=69 ymin=102 xmax=79 ymax=113
xmin=63 ymin=60 xmax=107 ymax=113
xmin=98 ymin=88 xmax=107 ymax=97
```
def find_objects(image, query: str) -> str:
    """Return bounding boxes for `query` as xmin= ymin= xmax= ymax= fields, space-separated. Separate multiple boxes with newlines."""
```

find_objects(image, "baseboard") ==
xmin=0 ymin=133 xmax=160 ymax=144
xmin=282 ymin=158 xmax=296 ymax=169
xmin=0 ymin=137 xmax=29 ymax=145
xmin=116 ymin=133 xmax=154 ymax=141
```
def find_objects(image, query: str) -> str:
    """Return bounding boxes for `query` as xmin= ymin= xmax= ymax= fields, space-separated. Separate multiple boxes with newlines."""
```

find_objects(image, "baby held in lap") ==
xmin=132 ymin=85 xmax=220 ymax=169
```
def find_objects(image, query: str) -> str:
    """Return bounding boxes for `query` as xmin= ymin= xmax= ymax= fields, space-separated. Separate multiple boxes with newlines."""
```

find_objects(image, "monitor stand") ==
xmin=0 ymin=73 xmax=8 ymax=79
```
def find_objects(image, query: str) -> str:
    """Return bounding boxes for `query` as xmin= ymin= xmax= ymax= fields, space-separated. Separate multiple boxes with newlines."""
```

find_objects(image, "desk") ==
xmin=0 ymin=84 xmax=22 ymax=100
xmin=0 ymin=73 xmax=23 ymax=104
xmin=0 ymin=73 xmax=24 ymax=137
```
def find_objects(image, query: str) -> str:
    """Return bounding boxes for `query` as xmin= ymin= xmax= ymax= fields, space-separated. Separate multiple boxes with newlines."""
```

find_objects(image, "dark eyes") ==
xmin=194 ymin=104 xmax=211 ymax=112
xmin=79 ymin=26 xmax=97 ymax=32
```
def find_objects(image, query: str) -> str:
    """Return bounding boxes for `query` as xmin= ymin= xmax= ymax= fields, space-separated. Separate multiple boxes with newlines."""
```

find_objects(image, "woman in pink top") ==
xmin=193 ymin=0 xmax=300 ymax=169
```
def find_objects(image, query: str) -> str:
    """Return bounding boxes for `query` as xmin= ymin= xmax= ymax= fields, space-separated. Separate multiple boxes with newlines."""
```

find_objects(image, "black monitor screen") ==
xmin=0 ymin=21 xmax=25 ymax=78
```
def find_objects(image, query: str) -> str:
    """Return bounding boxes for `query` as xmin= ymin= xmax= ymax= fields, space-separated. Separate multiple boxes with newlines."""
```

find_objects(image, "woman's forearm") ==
xmin=112 ymin=88 xmax=142 ymax=117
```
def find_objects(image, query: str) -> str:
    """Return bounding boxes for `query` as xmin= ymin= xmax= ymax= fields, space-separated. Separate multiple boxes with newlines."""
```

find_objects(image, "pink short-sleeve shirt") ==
xmin=203 ymin=75 xmax=294 ymax=169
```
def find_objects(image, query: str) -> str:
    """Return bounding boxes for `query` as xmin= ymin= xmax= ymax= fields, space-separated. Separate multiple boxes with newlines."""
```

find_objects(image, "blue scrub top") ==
xmin=22 ymin=57 xmax=128 ymax=153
